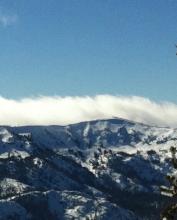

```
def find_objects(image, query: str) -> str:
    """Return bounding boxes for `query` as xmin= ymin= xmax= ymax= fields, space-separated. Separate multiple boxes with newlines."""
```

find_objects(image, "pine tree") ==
xmin=160 ymin=146 xmax=177 ymax=219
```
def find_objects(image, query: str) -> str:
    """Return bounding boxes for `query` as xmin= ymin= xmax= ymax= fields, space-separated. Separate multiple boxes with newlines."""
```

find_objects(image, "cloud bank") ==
xmin=0 ymin=95 xmax=177 ymax=127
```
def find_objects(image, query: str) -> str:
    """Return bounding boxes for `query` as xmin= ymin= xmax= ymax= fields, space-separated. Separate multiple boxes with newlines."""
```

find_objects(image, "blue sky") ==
xmin=0 ymin=0 xmax=177 ymax=102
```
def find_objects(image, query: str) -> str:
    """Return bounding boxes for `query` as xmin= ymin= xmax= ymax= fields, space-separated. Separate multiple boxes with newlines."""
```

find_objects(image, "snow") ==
xmin=0 ymin=150 xmax=30 ymax=159
xmin=33 ymin=157 xmax=43 ymax=168
xmin=0 ymin=128 xmax=13 ymax=143
xmin=0 ymin=178 xmax=29 ymax=197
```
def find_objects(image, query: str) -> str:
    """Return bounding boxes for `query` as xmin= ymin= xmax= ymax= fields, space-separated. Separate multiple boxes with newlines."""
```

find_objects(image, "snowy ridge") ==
xmin=0 ymin=118 xmax=175 ymax=219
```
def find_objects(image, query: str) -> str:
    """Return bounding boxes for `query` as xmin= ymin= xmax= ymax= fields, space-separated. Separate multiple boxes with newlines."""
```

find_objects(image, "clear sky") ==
xmin=0 ymin=0 xmax=177 ymax=102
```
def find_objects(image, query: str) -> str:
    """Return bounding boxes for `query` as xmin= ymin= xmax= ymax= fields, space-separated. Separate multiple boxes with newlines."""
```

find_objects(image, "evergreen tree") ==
xmin=160 ymin=146 xmax=177 ymax=219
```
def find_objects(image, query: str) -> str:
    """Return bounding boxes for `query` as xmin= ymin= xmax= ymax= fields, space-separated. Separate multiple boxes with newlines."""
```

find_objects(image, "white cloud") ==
xmin=0 ymin=11 xmax=18 ymax=27
xmin=0 ymin=95 xmax=177 ymax=127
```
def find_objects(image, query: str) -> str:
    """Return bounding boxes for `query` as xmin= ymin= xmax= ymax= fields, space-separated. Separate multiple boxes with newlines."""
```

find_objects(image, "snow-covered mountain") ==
xmin=0 ymin=118 xmax=176 ymax=219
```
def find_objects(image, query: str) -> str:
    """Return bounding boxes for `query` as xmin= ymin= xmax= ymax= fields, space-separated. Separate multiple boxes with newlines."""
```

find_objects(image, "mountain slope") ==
xmin=0 ymin=118 xmax=175 ymax=219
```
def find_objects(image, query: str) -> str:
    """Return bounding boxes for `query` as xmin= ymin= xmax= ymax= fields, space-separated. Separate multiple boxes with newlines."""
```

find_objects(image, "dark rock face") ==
xmin=0 ymin=119 xmax=175 ymax=219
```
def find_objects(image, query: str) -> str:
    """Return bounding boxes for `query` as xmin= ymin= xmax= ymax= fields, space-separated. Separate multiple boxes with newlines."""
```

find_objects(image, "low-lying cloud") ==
xmin=0 ymin=95 xmax=177 ymax=127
